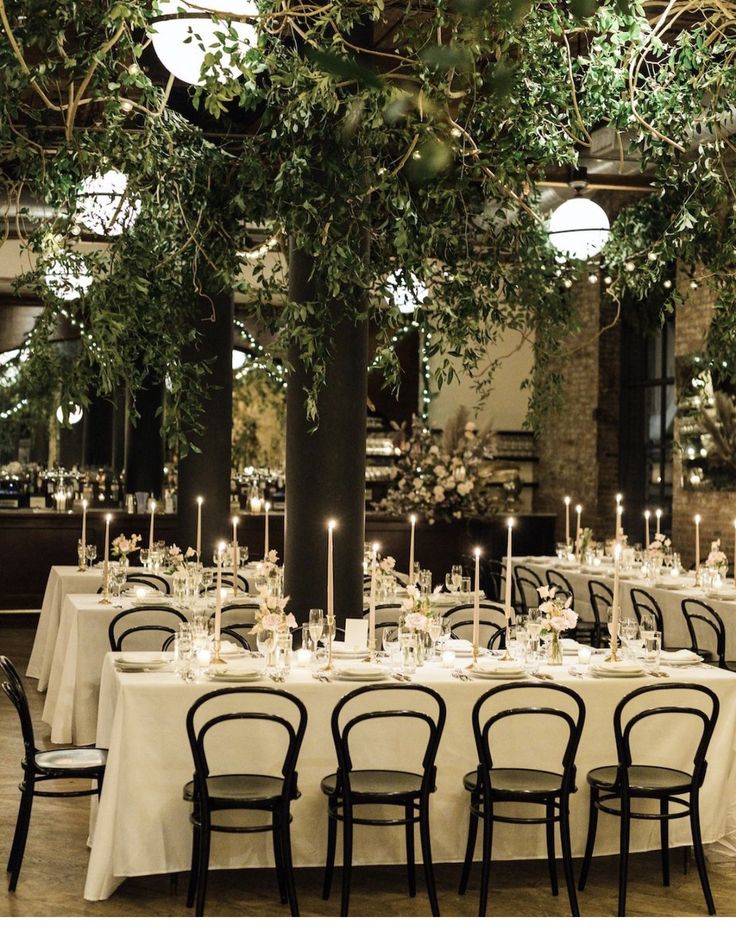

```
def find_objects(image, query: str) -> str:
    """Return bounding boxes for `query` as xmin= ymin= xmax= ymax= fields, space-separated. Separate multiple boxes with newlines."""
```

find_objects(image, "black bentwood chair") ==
xmin=183 ymin=687 xmax=308 ymax=916
xmin=578 ymin=683 xmax=720 ymax=917
xmin=513 ymin=564 xmax=543 ymax=615
xmin=108 ymin=605 xmax=188 ymax=652
xmin=588 ymin=580 xmax=613 ymax=649
xmin=123 ymin=572 xmax=171 ymax=594
xmin=681 ymin=599 xmax=733 ymax=669
xmin=459 ymin=682 xmax=586 ymax=917
xmin=0 ymin=656 xmax=107 ymax=892
xmin=320 ymin=684 xmax=447 ymax=916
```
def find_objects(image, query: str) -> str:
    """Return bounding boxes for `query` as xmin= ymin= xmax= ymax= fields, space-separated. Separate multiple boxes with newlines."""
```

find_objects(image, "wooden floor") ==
xmin=0 ymin=622 xmax=735 ymax=919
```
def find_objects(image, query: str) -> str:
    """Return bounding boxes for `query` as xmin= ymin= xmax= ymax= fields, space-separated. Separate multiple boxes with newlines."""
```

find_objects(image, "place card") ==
xmin=344 ymin=618 xmax=369 ymax=650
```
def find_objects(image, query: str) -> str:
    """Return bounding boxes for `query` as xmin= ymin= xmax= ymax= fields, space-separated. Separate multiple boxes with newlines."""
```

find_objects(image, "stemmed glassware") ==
xmin=308 ymin=608 xmax=324 ymax=651
xmin=427 ymin=614 xmax=443 ymax=660
xmin=445 ymin=565 xmax=463 ymax=593
xmin=85 ymin=544 xmax=97 ymax=566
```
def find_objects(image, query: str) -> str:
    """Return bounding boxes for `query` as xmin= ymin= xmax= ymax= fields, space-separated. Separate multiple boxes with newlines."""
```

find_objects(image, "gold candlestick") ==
xmin=211 ymin=636 xmax=224 ymax=665
xmin=501 ymin=613 xmax=513 ymax=661
xmin=368 ymin=636 xmax=377 ymax=663
xmin=77 ymin=545 xmax=87 ymax=573
xmin=99 ymin=560 xmax=111 ymax=605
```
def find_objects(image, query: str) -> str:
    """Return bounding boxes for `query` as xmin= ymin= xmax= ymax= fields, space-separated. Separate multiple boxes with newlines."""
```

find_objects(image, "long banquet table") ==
xmin=83 ymin=654 xmax=736 ymax=902
xmin=509 ymin=556 xmax=736 ymax=657
xmin=27 ymin=564 xmax=260 ymax=691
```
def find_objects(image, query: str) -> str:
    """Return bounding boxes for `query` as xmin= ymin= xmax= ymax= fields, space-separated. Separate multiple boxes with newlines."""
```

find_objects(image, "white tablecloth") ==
xmin=509 ymin=557 xmax=736 ymax=657
xmin=84 ymin=656 xmax=736 ymax=901
xmin=27 ymin=564 xmax=260 ymax=691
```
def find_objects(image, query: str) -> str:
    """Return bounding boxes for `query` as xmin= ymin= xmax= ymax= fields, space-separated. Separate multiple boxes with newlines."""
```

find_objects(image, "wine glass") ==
xmin=445 ymin=573 xmax=457 ymax=593
xmin=256 ymin=628 xmax=275 ymax=661
xmin=239 ymin=545 xmax=249 ymax=566
xmin=427 ymin=615 xmax=443 ymax=660
xmin=86 ymin=544 xmax=97 ymax=565
xmin=451 ymin=564 xmax=463 ymax=591
xmin=308 ymin=608 xmax=324 ymax=650
xmin=639 ymin=613 xmax=656 ymax=634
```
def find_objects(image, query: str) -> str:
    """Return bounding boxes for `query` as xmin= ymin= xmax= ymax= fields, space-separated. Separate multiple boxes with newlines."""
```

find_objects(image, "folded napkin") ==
xmin=219 ymin=640 xmax=243 ymax=654
xmin=336 ymin=662 xmax=387 ymax=677
xmin=473 ymin=660 xmax=525 ymax=675
xmin=449 ymin=639 xmax=474 ymax=652
xmin=593 ymin=660 xmax=644 ymax=674
xmin=560 ymin=638 xmax=580 ymax=652
xmin=659 ymin=649 xmax=701 ymax=662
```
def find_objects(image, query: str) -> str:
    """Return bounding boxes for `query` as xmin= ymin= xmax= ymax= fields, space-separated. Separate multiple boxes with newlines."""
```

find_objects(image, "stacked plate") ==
xmin=334 ymin=662 xmax=389 ymax=682
xmin=659 ymin=650 xmax=704 ymax=666
xmin=206 ymin=666 xmax=263 ymax=683
xmin=590 ymin=660 xmax=645 ymax=678
xmin=468 ymin=660 xmax=526 ymax=680
xmin=115 ymin=656 xmax=169 ymax=673
xmin=330 ymin=641 xmax=370 ymax=660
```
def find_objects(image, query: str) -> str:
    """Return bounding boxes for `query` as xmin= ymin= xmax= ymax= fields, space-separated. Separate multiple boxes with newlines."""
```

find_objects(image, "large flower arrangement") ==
xmin=705 ymin=540 xmax=728 ymax=573
xmin=250 ymin=590 xmax=297 ymax=637
xmin=537 ymin=586 xmax=578 ymax=636
xmin=400 ymin=584 xmax=433 ymax=634
xmin=380 ymin=409 xmax=501 ymax=524
xmin=111 ymin=533 xmax=141 ymax=558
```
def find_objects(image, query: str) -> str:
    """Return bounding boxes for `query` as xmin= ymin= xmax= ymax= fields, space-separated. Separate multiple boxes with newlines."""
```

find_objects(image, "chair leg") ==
xmin=194 ymin=814 xmax=211 ymax=917
xmin=618 ymin=794 xmax=631 ymax=918
xmin=418 ymin=797 xmax=440 ymax=917
xmin=186 ymin=824 xmax=200 ymax=909
xmin=280 ymin=807 xmax=299 ymax=917
xmin=545 ymin=800 xmax=559 ymax=896
xmin=272 ymin=813 xmax=288 ymax=905
xmin=689 ymin=792 xmax=716 ymax=915
xmin=660 ymin=797 xmax=670 ymax=887
xmin=559 ymin=796 xmax=580 ymax=917
xmin=405 ymin=803 xmax=416 ymax=898
xmin=478 ymin=802 xmax=493 ymax=917
xmin=340 ymin=806 xmax=353 ymax=917
xmin=459 ymin=795 xmax=479 ymax=895
xmin=578 ymin=787 xmax=599 ymax=891
xmin=323 ymin=801 xmax=338 ymax=901
xmin=7 ymin=782 xmax=34 ymax=892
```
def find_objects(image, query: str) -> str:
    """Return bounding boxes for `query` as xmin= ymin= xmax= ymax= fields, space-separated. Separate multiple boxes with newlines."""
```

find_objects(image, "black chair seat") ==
xmin=35 ymin=748 xmax=107 ymax=772
xmin=184 ymin=773 xmax=288 ymax=805
xmin=321 ymin=769 xmax=423 ymax=799
xmin=587 ymin=764 xmax=692 ymax=794
xmin=463 ymin=767 xmax=563 ymax=797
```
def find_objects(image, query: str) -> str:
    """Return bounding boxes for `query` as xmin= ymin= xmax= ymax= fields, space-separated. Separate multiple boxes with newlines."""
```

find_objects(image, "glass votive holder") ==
xmin=133 ymin=586 xmax=149 ymax=600
xmin=577 ymin=646 xmax=592 ymax=666
xmin=295 ymin=647 xmax=312 ymax=667
xmin=441 ymin=649 xmax=456 ymax=668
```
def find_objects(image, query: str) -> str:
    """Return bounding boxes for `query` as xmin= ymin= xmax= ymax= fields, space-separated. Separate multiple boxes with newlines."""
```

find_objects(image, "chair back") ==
xmin=204 ymin=573 xmax=249 ymax=594
xmin=630 ymin=588 xmax=664 ymax=633
xmin=0 ymin=655 xmax=37 ymax=766
xmin=209 ymin=601 xmax=260 ymax=629
xmin=545 ymin=570 xmax=575 ymax=610
xmin=220 ymin=627 xmax=252 ymax=651
xmin=330 ymin=685 xmax=446 ymax=803
xmin=483 ymin=559 xmax=507 ymax=605
xmin=613 ymin=684 xmax=719 ymax=790
xmin=450 ymin=620 xmax=505 ymax=650
xmin=472 ymin=683 xmax=586 ymax=792
xmin=123 ymin=573 xmax=170 ymax=595
xmin=108 ymin=605 xmax=188 ymax=651
xmin=681 ymin=599 xmax=726 ymax=667
xmin=442 ymin=601 xmax=509 ymax=628
xmin=374 ymin=621 xmax=400 ymax=648
xmin=588 ymin=580 xmax=613 ymax=642
xmin=513 ymin=565 xmax=543 ymax=614
xmin=362 ymin=603 xmax=404 ymax=627
xmin=186 ymin=687 xmax=307 ymax=802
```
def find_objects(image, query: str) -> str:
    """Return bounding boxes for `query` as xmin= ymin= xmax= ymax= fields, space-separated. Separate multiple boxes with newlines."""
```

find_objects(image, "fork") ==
xmin=452 ymin=670 xmax=470 ymax=682
xmin=531 ymin=672 xmax=554 ymax=681
xmin=391 ymin=672 xmax=411 ymax=682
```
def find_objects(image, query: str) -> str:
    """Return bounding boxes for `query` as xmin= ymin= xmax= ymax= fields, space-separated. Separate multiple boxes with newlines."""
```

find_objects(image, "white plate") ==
xmin=334 ymin=669 xmax=390 ymax=682
xmin=659 ymin=654 xmax=704 ymax=666
xmin=591 ymin=664 xmax=645 ymax=678
xmin=707 ymin=590 xmax=736 ymax=602
xmin=206 ymin=669 xmax=263 ymax=682
xmin=469 ymin=664 xmax=526 ymax=680
xmin=657 ymin=579 xmax=690 ymax=590
xmin=118 ymin=656 xmax=167 ymax=668
xmin=330 ymin=642 xmax=370 ymax=659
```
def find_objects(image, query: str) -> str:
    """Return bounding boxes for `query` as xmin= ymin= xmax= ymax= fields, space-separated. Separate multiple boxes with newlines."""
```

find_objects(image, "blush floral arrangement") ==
xmin=536 ymin=585 xmax=578 ymax=665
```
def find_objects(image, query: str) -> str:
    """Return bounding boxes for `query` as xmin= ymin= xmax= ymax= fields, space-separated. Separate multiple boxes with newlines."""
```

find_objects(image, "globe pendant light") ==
xmin=77 ymin=170 xmax=141 ymax=237
xmin=150 ymin=0 xmax=259 ymax=87
xmin=547 ymin=168 xmax=610 ymax=261
xmin=44 ymin=255 xmax=94 ymax=301
xmin=56 ymin=404 xmax=83 ymax=425
xmin=232 ymin=348 xmax=247 ymax=370
xmin=387 ymin=271 xmax=428 ymax=315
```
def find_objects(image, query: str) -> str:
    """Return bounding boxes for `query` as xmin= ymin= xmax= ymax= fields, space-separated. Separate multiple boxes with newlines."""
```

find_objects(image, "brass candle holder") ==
xmin=695 ymin=564 xmax=702 ymax=588
xmin=368 ymin=635 xmax=377 ymax=664
xmin=500 ymin=613 xmax=514 ymax=661
xmin=77 ymin=545 xmax=87 ymax=573
xmin=610 ymin=632 xmax=619 ymax=663
xmin=211 ymin=635 xmax=224 ymax=665
xmin=98 ymin=560 xmax=111 ymax=605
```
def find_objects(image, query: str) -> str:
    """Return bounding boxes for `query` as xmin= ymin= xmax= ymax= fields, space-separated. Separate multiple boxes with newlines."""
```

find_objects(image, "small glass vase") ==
xmin=547 ymin=631 xmax=563 ymax=666
xmin=118 ymin=553 xmax=129 ymax=571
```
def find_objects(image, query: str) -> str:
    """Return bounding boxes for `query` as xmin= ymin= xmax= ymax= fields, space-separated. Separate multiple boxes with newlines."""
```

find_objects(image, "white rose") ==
xmin=433 ymin=464 xmax=447 ymax=478
xmin=445 ymin=478 xmax=456 ymax=490
xmin=429 ymin=445 xmax=440 ymax=455
xmin=413 ymin=478 xmax=423 ymax=489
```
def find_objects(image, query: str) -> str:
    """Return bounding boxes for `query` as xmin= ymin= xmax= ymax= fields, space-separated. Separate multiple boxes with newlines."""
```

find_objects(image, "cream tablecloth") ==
xmin=83 ymin=656 xmax=736 ymax=901
xmin=27 ymin=564 xmax=259 ymax=691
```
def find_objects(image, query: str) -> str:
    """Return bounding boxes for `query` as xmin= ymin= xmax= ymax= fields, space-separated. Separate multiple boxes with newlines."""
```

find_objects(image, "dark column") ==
xmin=284 ymin=241 xmax=369 ymax=627
xmin=82 ymin=389 xmax=114 ymax=468
xmin=124 ymin=378 xmax=165 ymax=499
xmin=176 ymin=291 xmax=234 ymax=555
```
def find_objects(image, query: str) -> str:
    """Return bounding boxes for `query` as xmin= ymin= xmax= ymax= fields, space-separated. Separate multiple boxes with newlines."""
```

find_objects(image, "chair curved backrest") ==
xmin=630 ymin=588 xmax=664 ymax=632
xmin=204 ymin=573 xmax=250 ymax=594
xmin=449 ymin=621 xmax=505 ymax=651
xmin=108 ymin=605 xmax=188 ymax=652
xmin=472 ymin=682 xmax=586 ymax=792
xmin=329 ymin=685 xmax=446 ymax=802
xmin=513 ymin=565 xmax=543 ymax=615
xmin=208 ymin=601 xmax=260 ymax=628
xmin=681 ymin=599 xmax=726 ymax=667
xmin=124 ymin=573 xmax=170 ymax=595
xmin=220 ymin=627 xmax=252 ymax=651
xmin=0 ymin=655 xmax=37 ymax=766
xmin=588 ymin=580 xmax=613 ymax=638
xmin=483 ymin=559 xmax=507 ymax=605
xmin=361 ymin=603 xmax=404 ymax=627
xmin=545 ymin=570 xmax=575 ymax=611
xmin=186 ymin=686 xmax=308 ymax=800
xmin=613 ymin=683 xmax=719 ymax=789
xmin=442 ymin=601 xmax=510 ymax=628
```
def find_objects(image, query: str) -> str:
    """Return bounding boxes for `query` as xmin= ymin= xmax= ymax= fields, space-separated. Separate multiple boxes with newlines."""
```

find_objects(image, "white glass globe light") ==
xmin=547 ymin=196 xmax=610 ymax=261
xmin=44 ymin=256 xmax=94 ymax=301
xmin=56 ymin=404 xmax=84 ymax=425
xmin=150 ymin=0 xmax=259 ymax=86
xmin=232 ymin=349 xmax=247 ymax=370
xmin=77 ymin=170 xmax=141 ymax=236
xmin=388 ymin=271 xmax=428 ymax=315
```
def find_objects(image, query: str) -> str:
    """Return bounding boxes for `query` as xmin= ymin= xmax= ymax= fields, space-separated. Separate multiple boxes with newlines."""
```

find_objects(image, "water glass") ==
xmin=274 ymin=632 xmax=292 ymax=677
xmin=401 ymin=633 xmax=417 ymax=675
xmin=139 ymin=548 xmax=150 ymax=568
xmin=174 ymin=631 xmax=195 ymax=683
xmin=418 ymin=569 xmax=432 ymax=595
xmin=645 ymin=631 xmax=662 ymax=667
xmin=256 ymin=628 xmax=275 ymax=662
xmin=461 ymin=576 xmax=472 ymax=596
xmin=427 ymin=615 xmax=443 ymax=659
